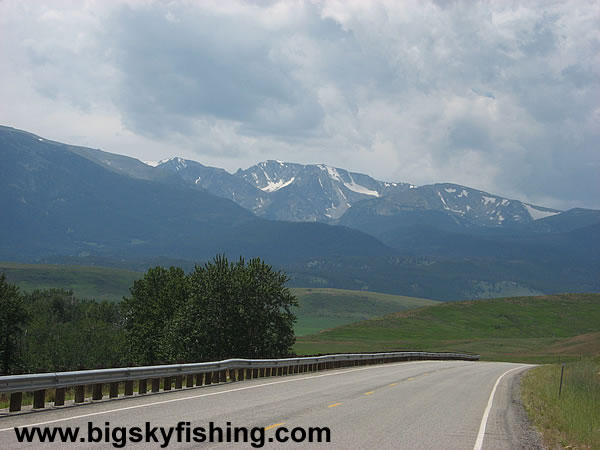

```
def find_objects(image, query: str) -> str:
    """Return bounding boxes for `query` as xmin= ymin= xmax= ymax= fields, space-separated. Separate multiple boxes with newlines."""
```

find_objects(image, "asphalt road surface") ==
xmin=0 ymin=360 xmax=539 ymax=449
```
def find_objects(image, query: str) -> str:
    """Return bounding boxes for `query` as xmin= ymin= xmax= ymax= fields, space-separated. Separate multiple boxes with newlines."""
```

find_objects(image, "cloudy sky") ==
xmin=1 ymin=0 xmax=598 ymax=209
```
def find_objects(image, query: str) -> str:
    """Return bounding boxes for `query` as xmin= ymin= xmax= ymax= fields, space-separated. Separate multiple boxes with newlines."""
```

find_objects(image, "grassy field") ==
xmin=522 ymin=359 xmax=600 ymax=448
xmin=295 ymin=293 xmax=600 ymax=363
xmin=0 ymin=262 xmax=141 ymax=302
xmin=290 ymin=288 xmax=438 ymax=336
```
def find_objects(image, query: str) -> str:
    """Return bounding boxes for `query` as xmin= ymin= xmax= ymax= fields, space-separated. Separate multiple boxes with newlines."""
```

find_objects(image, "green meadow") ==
xmin=0 ymin=262 xmax=141 ymax=302
xmin=295 ymin=293 xmax=600 ymax=363
xmin=290 ymin=288 xmax=438 ymax=335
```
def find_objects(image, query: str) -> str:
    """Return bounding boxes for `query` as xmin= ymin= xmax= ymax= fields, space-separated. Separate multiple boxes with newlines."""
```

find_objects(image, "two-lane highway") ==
xmin=0 ymin=360 xmax=538 ymax=448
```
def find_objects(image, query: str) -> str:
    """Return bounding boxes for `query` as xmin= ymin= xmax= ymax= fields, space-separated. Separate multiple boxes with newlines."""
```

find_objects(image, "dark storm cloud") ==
xmin=106 ymin=4 xmax=327 ymax=139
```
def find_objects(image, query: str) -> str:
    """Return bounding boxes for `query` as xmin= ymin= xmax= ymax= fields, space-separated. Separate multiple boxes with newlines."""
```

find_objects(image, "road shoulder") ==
xmin=483 ymin=367 xmax=544 ymax=449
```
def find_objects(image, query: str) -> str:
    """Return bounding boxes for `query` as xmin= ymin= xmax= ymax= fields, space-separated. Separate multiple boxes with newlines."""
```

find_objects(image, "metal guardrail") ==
xmin=0 ymin=351 xmax=479 ymax=412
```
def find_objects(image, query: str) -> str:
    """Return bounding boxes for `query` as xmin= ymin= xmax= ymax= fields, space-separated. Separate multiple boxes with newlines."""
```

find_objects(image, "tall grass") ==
xmin=521 ymin=359 xmax=600 ymax=448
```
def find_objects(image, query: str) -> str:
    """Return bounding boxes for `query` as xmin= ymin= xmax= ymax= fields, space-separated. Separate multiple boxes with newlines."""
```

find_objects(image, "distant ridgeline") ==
xmin=1 ymin=125 xmax=599 ymax=300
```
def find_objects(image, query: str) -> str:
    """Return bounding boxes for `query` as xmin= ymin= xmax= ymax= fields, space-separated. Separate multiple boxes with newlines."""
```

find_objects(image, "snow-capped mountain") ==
xmin=152 ymin=157 xmax=268 ymax=213
xmin=234 ymin=160 xmax=412 ymax=221
xmin=145 ymin=158 xmax=561 ymax=229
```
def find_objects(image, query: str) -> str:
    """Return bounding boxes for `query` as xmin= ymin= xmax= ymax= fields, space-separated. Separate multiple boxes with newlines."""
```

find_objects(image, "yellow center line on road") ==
xmin=328 ymin=402 xmax=342 ymax=408
xmin=364 ymin=391 xmax=374 ymax=395
xmin=389 ymin=383 xmax=397 ymax=386
xmin=265 ymin=422 xmax=285 ymax=431
xmin=407 ymin=377 xmax=415 ymax=381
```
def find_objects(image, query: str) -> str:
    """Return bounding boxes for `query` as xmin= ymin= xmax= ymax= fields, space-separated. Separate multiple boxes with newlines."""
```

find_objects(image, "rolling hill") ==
xmin=290 ymin=288 xmax=439 ymax=335
xmin=295 ymin=293 xmax=600 ymax=363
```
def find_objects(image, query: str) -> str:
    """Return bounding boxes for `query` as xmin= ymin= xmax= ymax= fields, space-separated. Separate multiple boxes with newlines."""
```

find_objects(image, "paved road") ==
xmin=0 ymin=360 xmax=536 ymax=449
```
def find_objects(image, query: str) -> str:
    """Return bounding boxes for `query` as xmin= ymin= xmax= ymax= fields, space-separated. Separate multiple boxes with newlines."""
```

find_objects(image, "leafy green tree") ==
xmin=0 ymin=274 xmax=28 ymax=374
xmin=121 ymin=266 xmax=189 ymax=365
xmin=22 ymin=289 xmax=125 ymax=371
xmin=163 ymin=256 xmax=297 ymax=361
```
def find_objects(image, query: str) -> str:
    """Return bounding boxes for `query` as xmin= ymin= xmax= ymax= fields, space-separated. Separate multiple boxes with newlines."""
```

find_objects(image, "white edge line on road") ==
xmin=473 ymin=365 xmax=529 ymax=450
xmin=0 ymin=360 xmax=443 ymax=432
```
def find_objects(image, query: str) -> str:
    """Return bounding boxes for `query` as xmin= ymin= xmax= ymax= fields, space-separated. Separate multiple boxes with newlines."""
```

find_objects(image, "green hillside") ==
xmin=295 ymin=293 xmax=600 ymax=363
xmin=0 ymin=262 xmax=141 ymax=302
xmin=291 ymin=288 xmax=439 ymax=335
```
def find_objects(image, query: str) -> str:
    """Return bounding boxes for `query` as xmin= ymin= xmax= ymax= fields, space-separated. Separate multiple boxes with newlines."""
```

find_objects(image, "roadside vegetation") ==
xmin=521 ymin=359 xmax=600 ymax=448
xmin=295 ymin=293 xmax=600 ymax=363
xmin=0 ymin=256 xmax=296 ymax=375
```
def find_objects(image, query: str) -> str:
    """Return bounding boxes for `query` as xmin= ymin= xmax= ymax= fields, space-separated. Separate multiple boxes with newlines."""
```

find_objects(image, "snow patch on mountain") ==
xmin=482 ymin=196 xmax=496 ymax=205
xmin=261 ymin=177 xmax=295 ymax=192
xmin=524 ymin=204 xmax=560 ymax=220
xmin=325 ymin=165 xmax=343 ymax=182
xmin=437 ymin=191 xmax=447 ymax=206
xmin=344 ymin=176 xmax=379 ymax=197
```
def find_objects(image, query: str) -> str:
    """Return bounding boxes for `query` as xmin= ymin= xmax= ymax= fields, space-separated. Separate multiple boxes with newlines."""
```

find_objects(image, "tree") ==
xmin=163 ymin=256 xmax=297 ymax=362
xmin=22 ymin=289 xmax=125 ymax=371
xmin=0 ymin=274 xmax=28 ymax=374
xmin=121 ymin=266 xmax=189 ymax=365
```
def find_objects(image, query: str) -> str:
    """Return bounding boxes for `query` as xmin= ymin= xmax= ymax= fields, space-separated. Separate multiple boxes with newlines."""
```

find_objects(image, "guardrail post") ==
xmin=152 ymin=378 xmax=160 ymax=392
xmin=125 ymin=380 xmax=134 ymax=396
xmin=33 ymin=389 xmax=45 ymax=409
xmin=218 ymin=370 xmax=226 ymax=383
xmin=54 ymin=387 xmax=66 ymax=406
xmin=75 ymin=385 xmax=85 ymax=403
xmin=138 ymin=379 xmax=147 ymax=394
xmin=110 ymin=382 xmax=119 ymax=398
xmin=92 ymin=383 xmax=103 ymax=400
xmin=239 ymin=368 xmax=246 ymax=381
xmin=9 ymin=392 xmax=22 ymax=412
xmin=195 ymin=374 xmax=203 ymax=386
xmin=164 ymin=377 xmax=172 ymax=391
xmin=175 ymin=375 xmax=183 ymax=389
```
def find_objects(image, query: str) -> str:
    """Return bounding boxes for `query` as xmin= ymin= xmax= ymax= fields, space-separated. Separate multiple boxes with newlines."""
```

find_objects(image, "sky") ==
xmin=1 ymin=0 xmax=599 ymax=210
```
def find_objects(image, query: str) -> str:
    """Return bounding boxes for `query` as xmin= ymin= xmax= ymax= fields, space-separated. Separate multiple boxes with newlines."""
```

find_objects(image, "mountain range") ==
xmin=1 ymin=125 xmax=599 ymax=300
